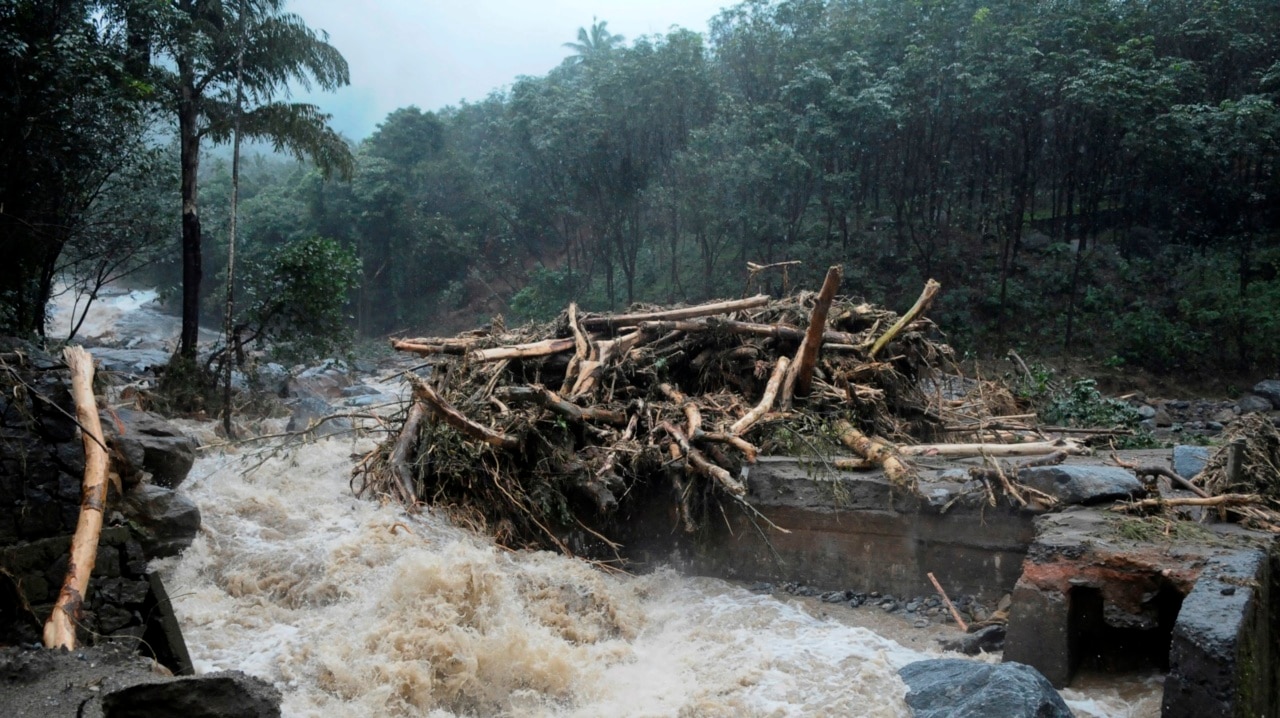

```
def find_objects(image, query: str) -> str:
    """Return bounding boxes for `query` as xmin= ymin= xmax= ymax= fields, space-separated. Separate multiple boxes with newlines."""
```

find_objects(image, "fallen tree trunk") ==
xmin=44 ymin=346 xmax=110 ymax=651
xmin=582 ymin=295 xmax=771 ymax=330
xmin=409 ymin=374 xmax=520 ymax=450
xmin=730 ymin=356 xmax=790 ymax=436
xmin=835 ymin=419 xmax=915 ymax=488
xmin=661 ymin=421 xmax=747 ymax=497
xmin=782 ymin=264 xmax=842 ymax=407
xmin=387 ymin=401 xmax=427 ymax=506
xmin=868 ymin=279 xmax=941 ymax=358
xmin=497 ymin=385 xmax=627 ymax=425
xmin=898 ymin=439 xmax=1087 ymax=458
xmin=635 ymin=318 xmax=860 ymax=347
xmin=1113 ymin=493 xmax=1262 ymax=512
xmin=469 ymin=337 xmax=577 ymax=363
xmin=391 ymin=337 xmax=481 ymax=356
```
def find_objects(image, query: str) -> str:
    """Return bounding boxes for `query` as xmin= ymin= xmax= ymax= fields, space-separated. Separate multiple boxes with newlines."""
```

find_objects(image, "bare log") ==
xmin=1127 ymin=465 xmax=1210 ymax=498
xmin=661 ymin=421 xmax=747 ymax=497
xmin=44 ymin=347 xmax=110 ymax=651
xmin=387 ymin=401 xmax=427 ymax=505
xmin=868 ymin=278 xmax=941 ymax=358
xmin=469 ymin=337 xmax=577 ymax=363
xmin=660 ymin=383 xmax=759 ymax=462
xmin=835 ymin=419 xmax=915 ymax=488
xmin=1113 ymin=493 xmax=1262 ymax=512
xmin=898 ymin=439 xmax=1088 ymax=458
xmin=497 ymin=385 xmax=627 ymax=425
xmin=560 ymin=303 xmax=591 ymax=394
xmin=409 ymin=375 xmax=519 ymax=450
xmin=781 ymin=265 xmax=842 ymax=407
xmin=570 ymin=330 xmax=645 ymax=398
xmin=730 ymin=356 xmax=790 ymax=436
xmin=927 ymin=572 xmax=969 ymax=632
xmin=391 ymin=338 xmax=479 ymax=356
xmin=581 ymin=295 xmax=771 ymax=330
xmin=636 ymin=318 xmax=860 ymax=346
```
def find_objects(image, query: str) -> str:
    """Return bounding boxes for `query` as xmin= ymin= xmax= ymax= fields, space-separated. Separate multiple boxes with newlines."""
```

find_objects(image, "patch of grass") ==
xmin=1111 ymin=515 xmax=1214 ymax=544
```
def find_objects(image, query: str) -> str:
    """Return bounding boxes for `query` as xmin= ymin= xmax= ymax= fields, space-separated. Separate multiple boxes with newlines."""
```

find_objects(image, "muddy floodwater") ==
xmin=159 ymin=430 xmax=1161 ymax=717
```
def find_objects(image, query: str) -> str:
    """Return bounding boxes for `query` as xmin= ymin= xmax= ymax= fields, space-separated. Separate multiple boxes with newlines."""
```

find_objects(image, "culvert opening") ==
xmin=1068 ymin=584 xmax=1184 ymax=679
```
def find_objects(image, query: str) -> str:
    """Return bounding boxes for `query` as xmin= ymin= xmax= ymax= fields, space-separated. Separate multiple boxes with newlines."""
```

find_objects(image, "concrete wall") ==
xmin=621 ymin=458 xmax=1036 ymax=602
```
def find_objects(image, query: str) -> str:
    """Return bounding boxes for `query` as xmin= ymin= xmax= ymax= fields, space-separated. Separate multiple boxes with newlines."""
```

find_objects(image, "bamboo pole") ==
xmin=868 ymin=279 xmax=941 ymax=358
xmin=44 ymin=347 xmax=110 ymax=651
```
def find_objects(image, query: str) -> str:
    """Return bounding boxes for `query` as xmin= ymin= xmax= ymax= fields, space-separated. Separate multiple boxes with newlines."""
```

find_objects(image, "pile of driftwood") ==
xmin=1111 ymin=414 xmax=1280 ymax=532
xmin=354 ymin=267 xmax=968 ymax=554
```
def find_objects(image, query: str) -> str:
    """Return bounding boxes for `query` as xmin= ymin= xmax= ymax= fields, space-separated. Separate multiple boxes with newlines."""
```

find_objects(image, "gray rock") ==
xmin=1237 ymin=394 xmax=1273 ymax=415
xmin=121 ymin=484 xmax=201 ymax=559
xmin=90 ymin=348 xmax=172 ymax=376
xmin=1252 ymin=379 xmax=1280 ymax=410
xmin=899 ymin=659 xmax=1072 ymax=718
xmin=286 ymin=397 xmax=352 ymax=438
xmin=1173 ymin=445 xmax=1212 ymax=480
xmin=939 ymin=624 xmax=1007 ymax=655
xmin=103 ymin=671 xmax=281 ymax=718
xmin=344 ymin=395 xmax=385 ymax=408
xmin=1136 ymin=404 xmax=1157 ymax=420
xmin=1017 ymin=465 xmax=1145 ymax=505
xmin=1153 ymin=406 xmax=1174 ymax=427
xmin=103 ymin=408 xmax=197 ymax=489
xmin=340 ymin=384 xmax=380 ymax=397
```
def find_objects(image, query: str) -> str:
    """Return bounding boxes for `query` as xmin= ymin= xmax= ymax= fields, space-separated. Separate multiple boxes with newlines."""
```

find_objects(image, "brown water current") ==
xmin=161 ymin=430 xmax=1160 ymax=717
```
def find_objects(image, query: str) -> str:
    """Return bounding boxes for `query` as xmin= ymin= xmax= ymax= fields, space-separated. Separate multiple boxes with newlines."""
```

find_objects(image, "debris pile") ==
xmin=353 ymin=268 xmax=957 ymax=555
xmin=1110 ymin=414 xmax=1280 ymax=532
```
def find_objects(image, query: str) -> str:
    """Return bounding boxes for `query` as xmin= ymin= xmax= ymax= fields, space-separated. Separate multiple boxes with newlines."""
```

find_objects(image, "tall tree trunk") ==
xmin=178 ymin=76 xmax=202 ymax=359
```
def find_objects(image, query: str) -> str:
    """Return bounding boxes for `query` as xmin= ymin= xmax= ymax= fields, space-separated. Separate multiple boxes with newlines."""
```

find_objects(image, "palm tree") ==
xmin=563 ymin=17 xmax=625 ymax=65
xmin=144 ymin=0 xmax=354 ymax=359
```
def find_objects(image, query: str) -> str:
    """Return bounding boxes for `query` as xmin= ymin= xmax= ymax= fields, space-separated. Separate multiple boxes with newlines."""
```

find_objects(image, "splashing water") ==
xmin=163 ymin=430 xmax=1158 ymax=717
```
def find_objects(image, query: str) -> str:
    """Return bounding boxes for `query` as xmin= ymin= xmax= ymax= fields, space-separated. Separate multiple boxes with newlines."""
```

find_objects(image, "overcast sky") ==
xmin=290 ymin=0 xmax=732 ymax=140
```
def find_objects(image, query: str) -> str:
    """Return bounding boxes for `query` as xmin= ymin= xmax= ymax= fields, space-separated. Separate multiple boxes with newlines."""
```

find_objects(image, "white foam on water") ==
xmin=165 ymin=432 xmax=1159 ymax=717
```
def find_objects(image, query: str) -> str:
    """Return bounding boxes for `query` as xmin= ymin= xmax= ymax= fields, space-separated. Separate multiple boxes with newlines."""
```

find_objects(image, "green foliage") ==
xmin=1042 ymin=379 xmax=1142 ymax=429
xmin=238 ymin=236 xmax=360 ymax=363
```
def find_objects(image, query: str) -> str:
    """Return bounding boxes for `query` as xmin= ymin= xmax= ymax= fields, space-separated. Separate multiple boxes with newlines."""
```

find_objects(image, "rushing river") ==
xmin=160 ymin=430 xmax=1161 ymax=717
xmin=53 ymin=286 xmax=1159 ymax=716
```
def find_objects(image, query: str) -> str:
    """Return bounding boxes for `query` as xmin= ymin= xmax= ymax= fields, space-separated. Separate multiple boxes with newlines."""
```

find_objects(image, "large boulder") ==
xmin=285 ymin=396 xmax=351 ymax=438
xmin=1252 ymin=379 xmax=1280 ymax=410
xmin=1237 ymin=394 xmax=1273 ymax=415
xmin=89 ymin=348 xmax=172 ymax=376
xmin=120 ymin=484 xmax=201 ymax=558
xmin=1173 ymin=445 xmax=1211 ymax=480
xmin=103 ymin=671 xmax=280 ymax=718
xmin=1018 ymin=465 xmax=1145 ymax=505
xmin=898 ymin=659 xmax=1073 ymax=718
xmin=102 ymin=408 xmax=197 ymax=489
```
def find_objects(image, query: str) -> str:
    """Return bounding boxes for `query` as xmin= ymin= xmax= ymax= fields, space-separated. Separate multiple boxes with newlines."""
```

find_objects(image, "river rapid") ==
xmin=159 ymin=429 xmax=1160 ymax=718
xmin=51 ymin=287 xmax=1159 ymax=716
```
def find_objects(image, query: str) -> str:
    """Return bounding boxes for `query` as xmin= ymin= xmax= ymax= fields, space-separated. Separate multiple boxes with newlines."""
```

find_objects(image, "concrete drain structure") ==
xmin=621 ymin=453 xmax=1280 ymax=717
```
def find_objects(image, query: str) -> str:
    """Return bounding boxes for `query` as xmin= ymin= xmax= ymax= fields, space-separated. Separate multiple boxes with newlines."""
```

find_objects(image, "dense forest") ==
xmin=4 ymin=0 xmax=1279 ymax=374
